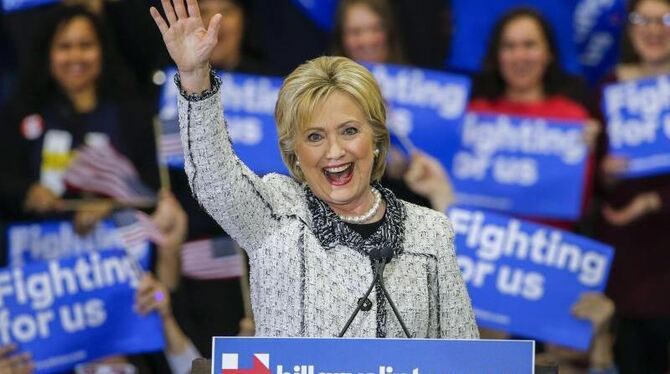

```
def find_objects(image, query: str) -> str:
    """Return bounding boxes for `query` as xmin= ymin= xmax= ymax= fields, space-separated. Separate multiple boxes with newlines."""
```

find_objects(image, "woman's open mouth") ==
xmin=323 ymin=163 xmax=354 ymax=186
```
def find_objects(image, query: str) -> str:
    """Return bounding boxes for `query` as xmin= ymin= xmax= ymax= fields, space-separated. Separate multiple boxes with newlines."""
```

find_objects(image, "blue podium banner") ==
xmin=158 ymin=68 xmax=287 ymax=175
xmin=212 ymin=337 xmax=535 ymax=374
xmin=0 ymin=250 xmax=164 ymax=373
xmin=6 ymin=218 xmax=151 ymax=269
xmin=602 ymin=75 xmax=670 ymax=178
xmin=2 ymin=0 xmax=56 ymax=12
xmin=448 ymin=206 xmax=613 ymax=350
xmin=449 ymin=112 xmax=588 ymax=220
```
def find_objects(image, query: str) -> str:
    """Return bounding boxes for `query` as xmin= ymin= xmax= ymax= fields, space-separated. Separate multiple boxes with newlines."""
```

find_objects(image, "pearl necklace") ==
xmin=338 ymin=188 xmax=382 ymax=224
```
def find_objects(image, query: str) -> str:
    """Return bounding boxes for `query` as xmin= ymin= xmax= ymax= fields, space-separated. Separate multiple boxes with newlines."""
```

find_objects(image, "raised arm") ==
xmin=150 ymin=0 xmax=287 ymax=250
xmin=150 ymin=0 xmax=220 ymax=94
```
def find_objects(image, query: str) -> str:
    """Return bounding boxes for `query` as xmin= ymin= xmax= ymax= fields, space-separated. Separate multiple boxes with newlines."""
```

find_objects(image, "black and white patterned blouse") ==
xmin=176 ymin=74 xmax=479 ymax=339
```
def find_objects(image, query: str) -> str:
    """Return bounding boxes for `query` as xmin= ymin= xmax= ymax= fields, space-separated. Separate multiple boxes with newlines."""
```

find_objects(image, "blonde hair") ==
xmin=275 ymin=56 xmax=389 ymax=182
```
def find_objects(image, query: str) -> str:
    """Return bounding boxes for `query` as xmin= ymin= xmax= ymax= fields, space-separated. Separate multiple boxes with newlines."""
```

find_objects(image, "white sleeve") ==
xmin=177 ymin=75 xmax=289 ymax=251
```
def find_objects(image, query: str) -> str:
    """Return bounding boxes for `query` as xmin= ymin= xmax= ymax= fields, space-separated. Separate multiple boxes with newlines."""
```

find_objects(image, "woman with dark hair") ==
xmin=473 ymin=8 xmax=590 ymax=106
xmin=197 ymin=0 xmax=264 ymax=73
xmin=0 ymin=5 xmax=158 ymax=233
xmin=593 ymin=0 xmax=670 ymax=372
xmin=330 ymin=0 xmax=405 ymax=65
xmin=329 ymin=0 xmax=435 ymax=209
xmin=469 ymin=7 xmax=600 ymax=229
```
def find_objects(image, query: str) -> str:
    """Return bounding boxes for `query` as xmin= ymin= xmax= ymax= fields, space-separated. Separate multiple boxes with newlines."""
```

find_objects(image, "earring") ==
xmin=373 ymin=149 xmax=380 ymax=157
xmin=295 ymin=160 xmax=300 ymax=167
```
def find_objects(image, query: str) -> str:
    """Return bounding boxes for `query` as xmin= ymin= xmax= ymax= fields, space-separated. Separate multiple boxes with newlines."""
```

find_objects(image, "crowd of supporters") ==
xmin=0 ymin=0 xmax=668 ymax=373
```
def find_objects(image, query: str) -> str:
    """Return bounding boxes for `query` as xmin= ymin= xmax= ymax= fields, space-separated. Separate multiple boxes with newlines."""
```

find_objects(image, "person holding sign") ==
xmin=594 ymin=0 xmax=670 ymax=372
xmin=330 ymin=0 xmax=405 ymax=65
xmin=150 ymin=0 xmax=478 ymax=338
xmin=469 ymin=8 xmax=600 ymax=230
xmin=329 ymin=0 xmax=433 ymax=208
xmin=402 ymin=153 xmax=619 ymax=373
xmin=136 ymin=274 xmax=201 ymax=374
xmin=0 ymin=5 xmax=159 ymax=234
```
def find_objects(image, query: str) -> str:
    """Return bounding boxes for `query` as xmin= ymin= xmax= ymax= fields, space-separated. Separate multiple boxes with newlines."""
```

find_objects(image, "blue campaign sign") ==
xmin=159 ymin=68 xmax=288 ymax=175
xmin=2 ymin=0 xmax=56 ymax=12
xmin=289 ymin=0 xmax=338 ymax=30
xmin=602 ymin=75 xmax=670 ymax=178
xmin=449 ymin=112 xmax=588 ymax=220
xmin=211 ymin=337 xmax=535 ymax=374
xmin=574 ymin=0 xmax=626 ymax=85
xmin=448 ymin=206 xmax=613 ymax=350
xmin=366 ymin=63 xmax=470 ymax=169
xmin=0 ymin=250 xmax=164 ymax=373
xmin=5 ymin=218 xmax=152 ymax=269
xmin=447 ymin=0 xmax=581 ymax=74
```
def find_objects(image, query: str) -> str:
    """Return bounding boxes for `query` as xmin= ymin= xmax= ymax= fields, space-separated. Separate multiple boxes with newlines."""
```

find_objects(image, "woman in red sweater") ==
xmin=468 ymin=8 xmax=600 ymax=230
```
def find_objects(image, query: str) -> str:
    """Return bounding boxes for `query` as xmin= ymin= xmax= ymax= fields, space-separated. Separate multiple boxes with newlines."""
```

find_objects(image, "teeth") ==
xmin=324 ymin=164 xmax=350 ymax=173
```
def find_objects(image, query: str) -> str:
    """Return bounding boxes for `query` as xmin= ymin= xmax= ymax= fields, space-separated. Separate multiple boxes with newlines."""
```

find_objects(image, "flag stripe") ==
xmin=180 ymin=237 xmax=244 ymax=280
xmin=114 ymin=210 xmax=165 ymax=249
xmin=63 ymin=143 xmax=155 ymax=203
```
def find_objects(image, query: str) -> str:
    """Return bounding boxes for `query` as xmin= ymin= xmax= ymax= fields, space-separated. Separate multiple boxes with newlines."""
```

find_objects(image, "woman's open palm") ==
xmin=150 ymin=0 xmax=222 ymax=74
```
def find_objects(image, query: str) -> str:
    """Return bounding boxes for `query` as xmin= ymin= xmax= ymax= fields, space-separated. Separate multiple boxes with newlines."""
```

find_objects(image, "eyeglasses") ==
xmin=629 ymin=12 xmax=670 ymax=27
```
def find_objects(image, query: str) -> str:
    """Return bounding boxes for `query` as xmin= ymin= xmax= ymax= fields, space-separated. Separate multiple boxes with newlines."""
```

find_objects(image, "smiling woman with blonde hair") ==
xmin=150 ymin=0 xmax=478 ymax=338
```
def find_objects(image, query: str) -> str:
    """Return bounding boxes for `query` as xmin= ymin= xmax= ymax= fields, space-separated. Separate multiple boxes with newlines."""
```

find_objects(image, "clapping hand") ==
xmin=602 ymin=192 xmax=661 ymax=226
xmin=152 ymin=189 xmax=187 ymax=253
xmin=24 ymin=183 xmax=63 ymax=214
xmin=150 ymin=0 xmax=222 ymax=92
xmin=0 ymin=344 xmax=33 ymax=374
xmin=135 ymin=274 xmax=172 ymax=319
xmin=152 ymin=189 xmax=188 ymax=290
xmin=404 ymin=152 xmax=455 ymax=212
xmin=571 ymin=292 xmax=615 ymax=333
xmin=582 ymin=119 xmax=601 ymax=151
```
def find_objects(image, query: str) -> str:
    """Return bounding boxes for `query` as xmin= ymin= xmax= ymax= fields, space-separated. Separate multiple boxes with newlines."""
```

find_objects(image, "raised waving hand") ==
xmin=150 ymin=0 xmax=221 ymax=91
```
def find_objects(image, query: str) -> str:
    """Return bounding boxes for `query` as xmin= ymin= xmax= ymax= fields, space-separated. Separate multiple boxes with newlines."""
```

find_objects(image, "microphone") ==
xmin=338 ymin=248 xmax=412 ymax=338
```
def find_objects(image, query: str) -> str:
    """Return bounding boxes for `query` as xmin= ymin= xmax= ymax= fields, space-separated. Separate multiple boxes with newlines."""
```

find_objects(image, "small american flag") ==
xmin=63 ymin=143 xmax=156 ymax=204
xmin=112 ymin=209 xmax=165 ymax=249
xmin=181 ymin=237 xmax=245 ymax=280
xmin=158 ymin=119 xmax=184 ymax=167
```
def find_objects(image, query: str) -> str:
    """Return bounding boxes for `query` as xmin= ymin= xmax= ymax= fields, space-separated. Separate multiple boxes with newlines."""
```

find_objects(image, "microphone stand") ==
xmin=338 ymin=259 xmax=382 ymax=337
xmin=338 ymin=252 xmax=412 ymax=338
xmin=376 ymin=266 xmax=411 ymax=338
xmin=375 ymin=247 xmax=412 ymax=338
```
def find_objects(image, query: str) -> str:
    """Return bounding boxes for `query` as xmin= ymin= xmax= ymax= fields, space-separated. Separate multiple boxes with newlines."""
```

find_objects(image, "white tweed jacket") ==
xmin=176 ymin=78 xmax=478 ymax=339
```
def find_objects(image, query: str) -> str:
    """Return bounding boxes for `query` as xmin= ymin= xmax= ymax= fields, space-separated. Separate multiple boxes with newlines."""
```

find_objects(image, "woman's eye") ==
xmin=343 ymin=127 xmax=359 ymax=136
xmin=307 ymin=133 xmax=322 ymax=142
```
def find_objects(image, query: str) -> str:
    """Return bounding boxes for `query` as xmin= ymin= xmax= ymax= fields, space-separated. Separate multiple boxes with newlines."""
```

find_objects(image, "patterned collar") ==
xmin=304 ymin=181 xmax=406 ymax=257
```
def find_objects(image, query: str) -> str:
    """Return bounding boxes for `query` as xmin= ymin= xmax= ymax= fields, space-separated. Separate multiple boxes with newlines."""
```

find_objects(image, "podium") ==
xmin=196 ymin=337 xmax=550 ymax=374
